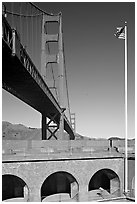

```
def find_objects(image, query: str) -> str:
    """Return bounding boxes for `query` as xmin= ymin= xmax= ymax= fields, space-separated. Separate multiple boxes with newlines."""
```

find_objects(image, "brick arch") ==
xmin=88 ymin=167 xmax=120 ymax=182
xmin=88 ymin=168 xmax=120 ymax=195
xmin=2 ymin=173 xmax=29 ymax=201
xmin=2 ymin=171 xmax=29 ymax=188
xmin=86 ymin=163 xmax=123 ymax=188
xmin=40 ymin=170 xmax=79 ymax=201
xmin=39 ymin=166 xmax=81 ymax=188
xmin=2 ymin=163 xmax=40 ymax=189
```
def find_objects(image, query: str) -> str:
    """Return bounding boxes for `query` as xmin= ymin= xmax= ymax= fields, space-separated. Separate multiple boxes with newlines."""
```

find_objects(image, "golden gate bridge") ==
xmin=2 ymin=2 xmax=75 ymax=140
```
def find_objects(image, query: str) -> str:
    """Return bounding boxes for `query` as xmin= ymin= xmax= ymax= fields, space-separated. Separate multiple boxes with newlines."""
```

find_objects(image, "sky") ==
xmin=2 ymin=2 xmax=135 ymax=139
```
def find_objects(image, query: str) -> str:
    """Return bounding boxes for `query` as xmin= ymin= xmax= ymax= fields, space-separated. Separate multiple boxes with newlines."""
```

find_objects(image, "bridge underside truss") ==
xmin=42 ymin=113 xmax=60 ymax=140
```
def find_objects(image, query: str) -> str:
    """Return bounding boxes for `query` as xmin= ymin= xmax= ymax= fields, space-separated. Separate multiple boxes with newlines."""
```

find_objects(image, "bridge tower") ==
xmin=41 ymin=13 xmax=65 ymax=140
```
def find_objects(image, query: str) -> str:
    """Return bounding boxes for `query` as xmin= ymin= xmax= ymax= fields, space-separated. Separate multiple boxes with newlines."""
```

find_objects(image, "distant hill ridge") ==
xmin=2 ymin=121 xmax=135 ymax=141
xmin=2 ymin=121 xmax=94 ymax=140
xmin=2 ymin=121 xmax=41 ymax=140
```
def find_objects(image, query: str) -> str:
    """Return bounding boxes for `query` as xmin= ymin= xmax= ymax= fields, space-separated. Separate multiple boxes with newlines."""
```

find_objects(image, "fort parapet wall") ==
xmin=2 ymin=140 xmax=135 ymax=201
xmin=2 ymin=140 xmax=110 ymax=154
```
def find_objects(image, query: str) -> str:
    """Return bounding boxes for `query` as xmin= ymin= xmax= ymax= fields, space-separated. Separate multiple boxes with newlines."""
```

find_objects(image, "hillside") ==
xmin=2 ymin=122 xmax=135 ymax=145
xmin=2 ymin=121 xmax=91 ymax=140
xmin=2 ymin=121 xmax=41 ymax=140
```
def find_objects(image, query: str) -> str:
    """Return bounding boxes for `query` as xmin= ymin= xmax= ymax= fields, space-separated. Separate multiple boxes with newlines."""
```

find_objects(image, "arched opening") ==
xmin=88 ymin=169 xmax=120 ymax=200
xmin=2 ymin=174 xmax=29 ymax=202
xmin=41 ymin=171 xmax=79 ymax=202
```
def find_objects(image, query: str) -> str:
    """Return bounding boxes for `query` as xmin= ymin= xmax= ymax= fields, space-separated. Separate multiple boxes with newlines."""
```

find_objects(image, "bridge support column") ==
xmin=42 ymin=115 xmax=47 ymax=140
xmin=29 ymin=186 xmax=41 ymax=202
xmin=42 ymin=113 xmax=60 ymax=140
xmin=78 ymin=185 xmax=88 ymax=202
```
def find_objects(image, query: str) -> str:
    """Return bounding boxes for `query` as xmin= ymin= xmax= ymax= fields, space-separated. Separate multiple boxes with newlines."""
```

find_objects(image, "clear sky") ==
xmin=2 ymin=2 xmax=135 ymax=139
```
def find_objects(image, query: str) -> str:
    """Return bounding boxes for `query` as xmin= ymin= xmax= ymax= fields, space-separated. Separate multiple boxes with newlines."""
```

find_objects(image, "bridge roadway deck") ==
xmin=2 ymin=18 xmax=74 ymax=139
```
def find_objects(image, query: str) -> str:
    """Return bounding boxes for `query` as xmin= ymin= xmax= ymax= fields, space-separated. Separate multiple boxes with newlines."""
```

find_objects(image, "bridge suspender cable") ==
xmin=26 ymin=6 xmax=29 ymax=51
xmin=19 ymin=3 xmax=22 ymax=42
xmin=35 ymin=10 xmax=38 ymax=63
xmin=11 ymin=3 xmax=14 ymax=27
xmin=31 ymin=6 xmax=33 ymax=59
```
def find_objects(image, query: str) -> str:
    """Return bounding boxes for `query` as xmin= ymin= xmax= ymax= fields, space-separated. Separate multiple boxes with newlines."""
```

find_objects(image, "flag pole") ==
xmin=124 ymin=21 xmax=128 ymax=194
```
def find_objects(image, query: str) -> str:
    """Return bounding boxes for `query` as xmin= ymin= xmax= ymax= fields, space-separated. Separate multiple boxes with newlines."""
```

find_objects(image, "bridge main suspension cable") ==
xmin=29 ymin=2 xmax=59 ymax=16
